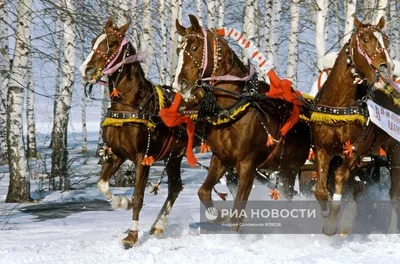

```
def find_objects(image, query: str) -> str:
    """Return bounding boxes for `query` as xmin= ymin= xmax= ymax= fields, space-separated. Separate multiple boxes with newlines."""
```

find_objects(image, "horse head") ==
xmin=80 ymin=17 xmax=131 ymax=84
xmin=349 ymin=16 xmax=393 ymax=88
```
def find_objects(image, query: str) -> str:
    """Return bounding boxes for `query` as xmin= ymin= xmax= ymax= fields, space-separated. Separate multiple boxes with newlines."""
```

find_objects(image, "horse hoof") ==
xmin=338 ymin=226 xmax=352 ymax=237
xmin=338 ymin=233 xmax=349 ymax=237
xmin=321 ymin=210 xmax=330 ymax=218
xmin=122 ymin=231 xmax=139 ymax=249
xmin=150 ymin=227 xmax=164 ymax=235
xmin=322 ymin=226 xmax=337 ymax=236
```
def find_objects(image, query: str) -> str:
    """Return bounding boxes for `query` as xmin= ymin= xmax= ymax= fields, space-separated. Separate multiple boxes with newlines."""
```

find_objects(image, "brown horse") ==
xmin=79 ymin=18 xmax=207 ymax=248
xmin=172 ymin=15 xmax=310 ymax=229
xmin=311 ymin=16 xmax=400 ymax=235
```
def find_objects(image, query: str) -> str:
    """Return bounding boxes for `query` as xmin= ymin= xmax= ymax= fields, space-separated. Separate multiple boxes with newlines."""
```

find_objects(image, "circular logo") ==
xmin=205 ymin=207 xmax=218 ymax=221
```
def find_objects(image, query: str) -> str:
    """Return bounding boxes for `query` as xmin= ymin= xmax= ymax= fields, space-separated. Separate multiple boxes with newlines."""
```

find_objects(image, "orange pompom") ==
xmin=109 ymin=88 xmax=121 ymax=98
xmin=308 ymin=148 xmax=315 ymax=161
xmin=200 ymin=142 xmax=211 ymax=153
xmin=266 ymin=134 xmax=275 ymax=147
xmin=343 ymin=140 xmax=355 ymax=158
xmin=268 ymin=188 xmax=283 ymax=200
xmin=141 ymin=155 xmax=154 ymax=166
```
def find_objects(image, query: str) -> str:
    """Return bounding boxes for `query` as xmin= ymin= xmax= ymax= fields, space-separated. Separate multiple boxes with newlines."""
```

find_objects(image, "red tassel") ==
xmin=266 ymin=134 xmax=275 ymax=147
xmin=308 ymin=148 xmax=315 ymax=160
xmin=109 ymin=88 xmax=121 ymax=98
xmin=217 ymin=192 xmax=227 ymax=201
xmin=343 ymin=140 xmax=355 ymax=158
xmin=268 ymin=188 xmax=283 ymax=200
xmin=379 ymin=147 xmax=386 ymax=157
xmin=200 ymin=142 xmax=211 ymax=153
xmin=141 ymin=155 xmax=154 ymax=166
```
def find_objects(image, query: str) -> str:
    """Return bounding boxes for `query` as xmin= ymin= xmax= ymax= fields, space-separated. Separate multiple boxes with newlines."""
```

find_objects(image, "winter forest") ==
xmin=1 ymin=0 xmax=400 ymax=262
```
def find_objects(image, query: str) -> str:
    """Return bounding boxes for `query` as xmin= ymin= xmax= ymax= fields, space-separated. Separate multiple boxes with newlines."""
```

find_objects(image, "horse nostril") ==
xmin=378 ymin=63 xmax=388 ymax=73
xmin=180 ymin=79 xmax=187 ymax=89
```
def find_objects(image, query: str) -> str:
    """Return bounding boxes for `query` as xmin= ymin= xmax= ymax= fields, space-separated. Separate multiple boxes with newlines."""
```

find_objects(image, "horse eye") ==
xmin=109 ymin=43 xmax=115 ymax=48
xmin=191 ymin=46 xmax=197 ymax=52
xmin=363 ymin=38 xmax=369 ymax=43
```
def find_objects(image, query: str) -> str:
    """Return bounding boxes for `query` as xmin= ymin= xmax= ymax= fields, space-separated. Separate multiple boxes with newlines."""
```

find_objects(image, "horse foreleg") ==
xmin=198 ymin=154 xmax=227 ymax=207
xmin=121 ymin=159 xmax=150 ymax=249
xmin=231 ymin=159 xmax=256 ymax=232
xmin=279 ymin=169 xmax=297 ymax=199
xmin=324 ymin=164 xmax=350 ymax=236
xmin=150 ymin=156 xmax=184 ymax=235
xmin=388 ymin=147 xmax=400 ymax=234
xmin=97 ymin=157 xmax=131 ymax=210
xmin=314 ymin=148 xmax=330 ymax=215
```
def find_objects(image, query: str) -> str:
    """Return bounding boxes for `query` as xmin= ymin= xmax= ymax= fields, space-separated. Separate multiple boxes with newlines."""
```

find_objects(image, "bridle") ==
xmin=348 ymin=25 xmax=391 ymax=79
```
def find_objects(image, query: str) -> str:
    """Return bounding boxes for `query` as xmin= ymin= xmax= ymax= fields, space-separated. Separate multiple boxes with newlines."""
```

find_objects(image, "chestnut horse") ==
xmin=311 ymin=16 xmax=400 ymax=235
xmin=79 ymin=18 xmax=211 ymax=248
xmin=172 ymin=15 xmax=310 ymax=229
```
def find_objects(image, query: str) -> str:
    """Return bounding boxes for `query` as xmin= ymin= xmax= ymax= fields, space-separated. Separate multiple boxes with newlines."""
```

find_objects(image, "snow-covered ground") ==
xmin=1 ymin=130 xmax=400 ymax=264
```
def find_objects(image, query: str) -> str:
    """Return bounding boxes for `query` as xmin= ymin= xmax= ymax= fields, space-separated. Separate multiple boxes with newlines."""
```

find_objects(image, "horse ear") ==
xmin=189 ymin=14 xmax=202 ymax=31
xmin=377 ymin=16 xmax=385 ymax=29
xmin=118 ymin=22 xmax=130 ymax=36
xmin=105 ymin=17 xmax=113 ymax=29
xmin=353 ymin=16 xmax=361 ymax=29
xmin=176 ymin=19 xmax=186 ymax=36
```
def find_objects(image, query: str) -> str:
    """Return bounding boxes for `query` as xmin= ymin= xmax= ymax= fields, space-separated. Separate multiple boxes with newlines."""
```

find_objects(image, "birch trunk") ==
xmin=195 ymin=0 xmax=203 ymax=26
xmin=343 ymin=0 xmax=356 ymax=45
xmin=51 ymin=0 xmax=76 ymax=191
xmin=264 ymin=0 xmax=273 ymax=55
xmin=374 ymin=0 xmax=387 ymax=24
xmin=364 ymin=0 xmax=376 ymax=23
xmin=207 ymin=0 xmax=216 ymax=29
xmin=131 ymin=0 xmax=139 ymax=49
xmin=140 ymin=0 xmax=154 ymax=75
xmin=217 ymin=0 xmax=225 ymax=28
xmin=0 ymin=0 xmax=9 ymax=163
xmin=169 ymin=0 xmax=182 ymax=81
xmin=334 ymin=1 xmax=340 ymax=47
xmin=26 ymin=48 xmax=37 ymax=158
xmin=242 ymin=0 xmax=257 ymax=60
xmin=6 ymin=0 xmax=31 ymax=203
xmin=80 ymin=25 xmax=87 ymax=154
xmin=50 ymin=3 xmax=62 ymax=149
xmin=270 ymin=0 xmax=281 ymax=71
xmin=159 ymin=0 xmax=170 ymax=84
xmin=287 ymin=0 xmax=300 ymax=84
xmin=388 ymin=0 xmax=398 ymax=59
xmin=316 ymin=0 xmax=326 ymax=69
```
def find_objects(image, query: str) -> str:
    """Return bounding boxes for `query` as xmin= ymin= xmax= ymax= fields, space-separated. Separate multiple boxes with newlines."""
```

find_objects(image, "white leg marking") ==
xmin=155 ymin=214 xmax=168 ymax=230
xmin=98 ymin=180 xmax=112 ymax=200
xmin=131 ymin=220 xmax=139 ymax=231
xmin=80 ymin=33 xmax=107 ymax=78
xmin=332 ymin=193 xmax=342 ymax=201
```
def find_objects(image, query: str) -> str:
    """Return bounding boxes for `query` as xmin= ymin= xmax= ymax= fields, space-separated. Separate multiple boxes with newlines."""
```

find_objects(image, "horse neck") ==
xmin=317 ymin=48 xmax=359 ymax=106
xmin=212 ymin=40 xmax=249 ymax=107
xmin=108 ymin=49 xmax=153 ymax=110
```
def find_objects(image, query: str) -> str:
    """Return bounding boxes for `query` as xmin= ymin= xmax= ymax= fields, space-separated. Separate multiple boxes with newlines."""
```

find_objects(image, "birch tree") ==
xmin=316 ymin=0 xmax=327 ymax=69
xmin=387 ymin=0 xmax=398 ymax=59
xmin=264 ymin=0 xmax=273 ymax=56
xmin=51 ymin=0 xmax=76 ymax=191
xmin=374 ymin=0 xmax=387 ymax=24
xmin=363 ymin=0 xmax=376 ymax=23
xmin=26 ymin=49 xmax=37 ymax=158
xmin=270 ymin=0 xmax=281 ymax=71
xmin=0 ymin=0 xmax=9 ymax=163
xmin=242 ymin=0 xmax=257 ymax=60
xmin=218 ymin=0 xmax=225 ymax=28
xmin=343 ymin=0 xmax=356 ymax=45
xmin=169 ymin=0 xmax=182 ymax=82
xmin=195 ymin=0 xmax=203 ymax=26
xmin=6 ymin=0 xmax=32 ymax=203
xmin=287 ymin=0 xmax=300 ymax=84
xmin=207 ymin=0 xmax=216 ymax=29
xmin=80 ymin=23 xmax=87 ymax=154
xmin=159 ymin=0 xmax=169 ymax=84
xmin=140 ymin=0 xmax=154 ymax=75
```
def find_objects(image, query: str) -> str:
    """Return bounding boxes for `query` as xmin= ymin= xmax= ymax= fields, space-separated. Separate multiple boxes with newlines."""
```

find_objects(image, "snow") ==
xmin=1 ymin=130 xmax=400 ymax=263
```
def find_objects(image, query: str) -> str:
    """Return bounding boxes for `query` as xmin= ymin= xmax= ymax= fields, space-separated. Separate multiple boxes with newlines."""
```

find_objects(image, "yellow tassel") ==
xmin=109 ymin=88 xmax=121 ymax=98
xmin=200 ymin=142 xmax=211 ymax=153
xmin=266 ymin=134 xmax=275 ymax=147
xmin=268 ymin=188 xmax=283 ymax=200
xmin=155 ymin=86 xmax=165 ymax=109
xmin=310 ymin=112 xmax=366 ymax=125
xmin=141 ymin=155 xmax=155 ymax=166
xmin=101 ymin=117 xmax=156 ymax=129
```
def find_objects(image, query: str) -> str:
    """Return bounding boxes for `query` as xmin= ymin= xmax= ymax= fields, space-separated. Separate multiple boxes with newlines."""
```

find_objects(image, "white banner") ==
xmin=367 ymin=99 xmax=400 ymax=142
